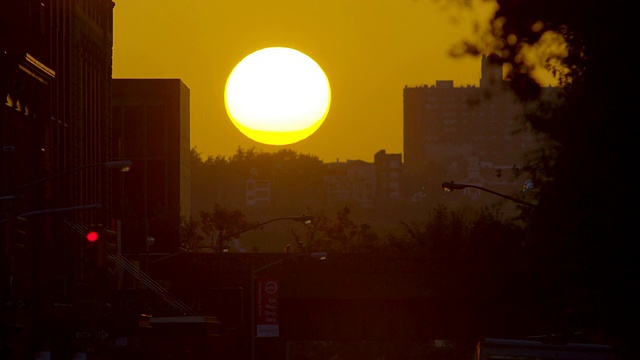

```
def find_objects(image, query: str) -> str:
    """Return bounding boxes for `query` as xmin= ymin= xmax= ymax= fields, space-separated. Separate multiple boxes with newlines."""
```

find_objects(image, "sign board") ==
xmin=255 ymin=277 xmax=279 ymax=337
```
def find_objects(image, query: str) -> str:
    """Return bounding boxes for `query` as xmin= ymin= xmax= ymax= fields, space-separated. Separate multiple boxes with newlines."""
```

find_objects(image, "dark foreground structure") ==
xmin=37 ymin=250 xmax=601 ymax=360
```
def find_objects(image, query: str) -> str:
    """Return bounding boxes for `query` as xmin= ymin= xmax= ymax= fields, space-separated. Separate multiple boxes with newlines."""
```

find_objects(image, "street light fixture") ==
xmin=219 ymin=215 xmax=313 ymax=249
xmin=214 ymin=215 xmax=313 ymax=330
xmin=14 ymin=160 xmax=132 ymax=191
xmin=250 ymin=252 xmax=327 ymax=360
xmin=441 ymin=181 xmax=537 ymax=208
xmin=2 ymin=159 xmax=132 ymax=214
xmin=1 ymin=160 xmax=133 ymax=221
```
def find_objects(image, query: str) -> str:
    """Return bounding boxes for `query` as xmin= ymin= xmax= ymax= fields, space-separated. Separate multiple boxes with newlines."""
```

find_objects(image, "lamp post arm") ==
xmin=220 ymin=220 xmax=277 ymax=243
xmin=220 ymin=216 xmax=313 ymax=245
xmin=16 ymin=164 xmax=100 ymax=190
xmin=150 ymin=250 xmax=188 ymax=264
xmin=17 ymin=203 xmax=102 ymax=218
xmin=0 ymin=203 xmax=102 ymax=225
xmin=442 ymin=181 xmax=536 ymax=208
xmin=14 ymin=160 xmax=132 ymax=191
xmin=463 ymin=184 xmax=537 ymax=208
xmin=252 ymin=253 xmax=305 ymax=275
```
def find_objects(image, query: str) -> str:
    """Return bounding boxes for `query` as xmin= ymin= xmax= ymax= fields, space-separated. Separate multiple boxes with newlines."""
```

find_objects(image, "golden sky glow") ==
xmin=113 ymin=0 xmax=497 ymax=162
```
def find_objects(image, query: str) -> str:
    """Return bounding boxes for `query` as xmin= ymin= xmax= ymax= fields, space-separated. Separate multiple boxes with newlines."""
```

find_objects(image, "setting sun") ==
xmin=224 ymin=47 xmax=331 ymax=145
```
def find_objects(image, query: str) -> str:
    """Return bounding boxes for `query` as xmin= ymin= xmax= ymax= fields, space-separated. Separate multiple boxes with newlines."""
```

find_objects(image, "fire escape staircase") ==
xmin=108 ymin=253 xmax=220 ymax=335
xmin=106 ymin=252 xmax=196 ymax=316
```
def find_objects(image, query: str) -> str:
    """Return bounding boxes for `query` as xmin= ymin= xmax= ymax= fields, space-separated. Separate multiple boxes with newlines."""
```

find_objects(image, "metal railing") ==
xmin=107 ymin=252 xmax=196 ymax=316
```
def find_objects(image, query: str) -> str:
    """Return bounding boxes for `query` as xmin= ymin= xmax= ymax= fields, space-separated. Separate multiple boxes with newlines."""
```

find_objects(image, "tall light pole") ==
xmin=441 ymin=181 xmax=537 ymax=208
xmin=2 ymin=160 xmax=133 ymax=279
xmin=145 ymin=236 xmax=155 ymax=274
xmin=250 ymin=252 xmax=327 ymax=360
xmin=215 ymin=216 xmax=313 ymax=328
xmin=0 ymin=160 xmax=133 ymax=353
xmin=1 ymin=160 xmax=132 ymax=277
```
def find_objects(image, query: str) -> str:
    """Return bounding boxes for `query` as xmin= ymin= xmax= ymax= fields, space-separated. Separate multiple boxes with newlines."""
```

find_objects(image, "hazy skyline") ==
xmin=113 ymin=0 xmax=498 ymax=163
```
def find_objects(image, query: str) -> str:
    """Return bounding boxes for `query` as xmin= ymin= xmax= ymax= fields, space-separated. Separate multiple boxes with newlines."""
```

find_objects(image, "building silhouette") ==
xmin=322 ymin=149 xmax=402 ymax=209
xmin=374 ymin=149 xmax=402 ymax=203
xmin=1 ymin=0 xmax=119 ymax=359
xmin=324 ymin=159 xmax=376 ymax=208
xmin=403 ymin=55 xmax=553 ymax=201
xmin=2 ymin=0 xmax=118 ymax=224
xmin=112 ymin=78 xmax=191 ymax=255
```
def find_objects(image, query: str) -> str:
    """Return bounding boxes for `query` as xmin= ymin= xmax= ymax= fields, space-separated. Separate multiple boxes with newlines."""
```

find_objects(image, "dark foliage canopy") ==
xmin=458 ymin=0 xmax=638 ymax=351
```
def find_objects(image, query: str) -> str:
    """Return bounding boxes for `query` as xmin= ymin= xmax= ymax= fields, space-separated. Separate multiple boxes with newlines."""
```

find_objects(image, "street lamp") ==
xmin=441 ymin=181 xmax=537 ymax=208
xmin=13 ymin=160 xmax=132 ymax=191
xmin=1 ymin=160 xmax=133 ymax=222
xmin=214 ymin=215 xmax=313 ymax=329
xmin=0 ymin=203 xmax=102 ymax=224
xmin=250 ymin=252 xmax=327 ymax=360
xmin=218 ymin=215 xmax=313 ymax=251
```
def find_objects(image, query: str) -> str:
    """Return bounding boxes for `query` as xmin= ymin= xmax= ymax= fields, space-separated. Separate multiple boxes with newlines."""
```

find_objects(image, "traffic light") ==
xmin=82 ymin=224 xmax=104 ymax=279
xmin=86 ymin=229 xmax=99 ymax=243
xmin=82 ymin=224 xmax=117 ymax=281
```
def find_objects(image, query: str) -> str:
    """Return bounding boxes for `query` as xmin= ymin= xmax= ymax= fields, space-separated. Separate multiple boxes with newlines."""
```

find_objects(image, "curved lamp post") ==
xmin=14 ymin=160 xmax=132 ymax=191
xmin=218 ymin=215 xmax=313 ymax=251
xmin=213 ymin=215 xmax=313 ymax=329
xmin=250 ymin=252 xmax=327 ymax=360
xmin=150 ymin=216 xmax=314 ymax=262
xmin=1 ymin=160 xmax=132 ymax=221
xmin=441 ymin=181 xmax=537 ymax=208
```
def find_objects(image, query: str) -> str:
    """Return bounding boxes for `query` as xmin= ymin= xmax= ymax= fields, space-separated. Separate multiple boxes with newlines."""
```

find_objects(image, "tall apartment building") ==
xmin=403 ymin=55 xmax=548 ymax=199
xmin=112 ymin=79 xmax=191 ymax=255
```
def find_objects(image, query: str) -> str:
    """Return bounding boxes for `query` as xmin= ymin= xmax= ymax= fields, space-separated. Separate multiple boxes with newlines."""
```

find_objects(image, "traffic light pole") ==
xmin=1 ymin=156 xmax=132 ymax=357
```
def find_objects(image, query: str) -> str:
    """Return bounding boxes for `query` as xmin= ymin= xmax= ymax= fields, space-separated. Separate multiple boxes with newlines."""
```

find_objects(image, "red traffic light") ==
xmin=86 ymin=231 xmax=99 ymax=242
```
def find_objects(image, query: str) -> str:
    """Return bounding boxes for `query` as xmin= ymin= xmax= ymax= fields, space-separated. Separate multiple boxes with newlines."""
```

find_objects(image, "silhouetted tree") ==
xmin=386 ymin=204 xmax=524 ymax=253
xmin=291 ymin=206 xmax=383 ymax=253
xmin=385 ymin=204 xmax=466 ymax=253
xmin=190 ymin=147 xmax=239 ymax=213
xmin=455 ymin=0 xmax=638 ymax=351
xmin=179 ymin=215 xmax=204 ymax=252
xmin=199 ymin=204 xmax=255 ymax=251
xmin=190 ymin=146 xmax=326 ymax=217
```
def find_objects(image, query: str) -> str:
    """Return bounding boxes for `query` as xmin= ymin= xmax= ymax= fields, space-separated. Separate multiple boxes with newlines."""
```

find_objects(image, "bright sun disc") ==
xmin=224 ymin=47 xmax=331 ymax=145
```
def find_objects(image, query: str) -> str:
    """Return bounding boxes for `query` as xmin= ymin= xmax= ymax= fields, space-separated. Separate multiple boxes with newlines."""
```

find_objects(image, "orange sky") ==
xmin=112 ymin=0 xmax=497 ymax=163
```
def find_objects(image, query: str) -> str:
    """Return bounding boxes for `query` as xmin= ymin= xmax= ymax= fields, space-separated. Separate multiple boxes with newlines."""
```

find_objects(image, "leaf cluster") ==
xmin=454 ymin=0 xmax=638 ymax=348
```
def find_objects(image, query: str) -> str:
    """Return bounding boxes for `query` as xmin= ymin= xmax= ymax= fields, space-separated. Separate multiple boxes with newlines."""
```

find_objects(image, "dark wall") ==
xmin=112 ymin=79 xmax=190 ymax=255
xmin=122 ymin=252 xmax=511 ymax=344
